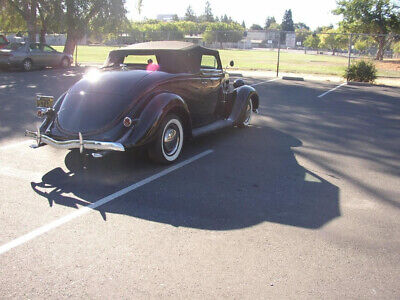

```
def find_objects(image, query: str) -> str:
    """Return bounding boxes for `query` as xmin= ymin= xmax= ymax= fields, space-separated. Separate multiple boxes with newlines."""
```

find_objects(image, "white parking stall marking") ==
xmin=317 ymin=82 xmax=347 ymax=98
xmin=251 ymin=78 xmax=280 ymax=87
xmin=0 ymin=149 xmax=213 ymax=255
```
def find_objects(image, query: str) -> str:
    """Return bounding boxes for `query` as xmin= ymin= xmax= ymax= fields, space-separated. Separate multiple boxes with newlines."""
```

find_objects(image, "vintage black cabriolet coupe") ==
xmin=26 ymin=41 xmax=259 ymax=163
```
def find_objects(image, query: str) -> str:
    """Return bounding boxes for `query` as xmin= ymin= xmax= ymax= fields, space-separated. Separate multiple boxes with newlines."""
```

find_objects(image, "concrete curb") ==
xmin=282 ymin=76 xmax=305 ymax=81
xmin=347 ymin=81 xmax=373 ymax=87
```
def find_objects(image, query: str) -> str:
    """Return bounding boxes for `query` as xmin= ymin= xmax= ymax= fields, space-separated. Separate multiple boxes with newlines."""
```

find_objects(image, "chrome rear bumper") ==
xmin=25 ymin=130 xmax=125 ymax=153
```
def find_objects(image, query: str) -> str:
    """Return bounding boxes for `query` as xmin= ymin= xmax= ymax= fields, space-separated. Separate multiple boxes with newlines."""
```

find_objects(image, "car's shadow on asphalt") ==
xmin=30 ymin=125 xmax=340 ymax=230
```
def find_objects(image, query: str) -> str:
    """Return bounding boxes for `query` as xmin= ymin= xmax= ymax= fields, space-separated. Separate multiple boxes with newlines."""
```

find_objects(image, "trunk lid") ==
xmin=56 ymin=70 xmax=171 ymax=134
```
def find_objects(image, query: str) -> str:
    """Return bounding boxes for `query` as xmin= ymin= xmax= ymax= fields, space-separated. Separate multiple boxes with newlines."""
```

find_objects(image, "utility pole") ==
xmin=347 ymin=33 xmax=352 ymax=69
xmin=276 ymin=31 xmax=281 ymax=77
xmin=75 ymin=44 xmax=78 ymax=67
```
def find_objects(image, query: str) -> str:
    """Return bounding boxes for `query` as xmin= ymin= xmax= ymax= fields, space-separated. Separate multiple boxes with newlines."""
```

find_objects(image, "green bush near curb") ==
xmin=345 ymin=60 xmax=377 ymax=83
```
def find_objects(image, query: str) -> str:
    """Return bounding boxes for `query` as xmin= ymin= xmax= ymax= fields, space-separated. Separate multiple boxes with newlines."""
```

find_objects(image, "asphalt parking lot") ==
xmin=0 ymin=68 xmax=399 ymax=298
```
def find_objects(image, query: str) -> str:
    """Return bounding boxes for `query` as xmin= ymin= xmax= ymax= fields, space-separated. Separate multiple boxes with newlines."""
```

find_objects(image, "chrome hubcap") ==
xmin=163 ymin=125 xmax=180 ymax=156
xmin=24 ymin=61 xmax=31 ymax=69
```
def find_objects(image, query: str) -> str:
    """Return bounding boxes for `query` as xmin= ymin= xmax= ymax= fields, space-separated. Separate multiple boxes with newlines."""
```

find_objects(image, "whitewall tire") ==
xmin=148 ymin=114 xmax=184 ymax=164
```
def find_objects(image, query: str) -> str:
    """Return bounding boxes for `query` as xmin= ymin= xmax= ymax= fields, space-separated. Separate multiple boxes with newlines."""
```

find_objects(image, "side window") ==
xmin=201 ymin=55 xmax=218 ymax=69
xmin=42 ymin=45 xmax=55 ymax=52
xmin=30 ymin=43 xmax=39 ymax=52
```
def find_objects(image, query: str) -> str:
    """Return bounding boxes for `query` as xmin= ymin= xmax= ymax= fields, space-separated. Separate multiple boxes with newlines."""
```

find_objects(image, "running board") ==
xmin=192 ymin=119 xmax=233 ymax=138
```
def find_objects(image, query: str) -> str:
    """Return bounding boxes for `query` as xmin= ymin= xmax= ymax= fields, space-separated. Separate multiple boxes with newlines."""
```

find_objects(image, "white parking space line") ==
xmin=0 ymin=149 xmax=213 ymax=255
xmin=251 ymin=78 xmax=280 ymax=87
xmin=317 ymin=82 xmax=347 ymax=98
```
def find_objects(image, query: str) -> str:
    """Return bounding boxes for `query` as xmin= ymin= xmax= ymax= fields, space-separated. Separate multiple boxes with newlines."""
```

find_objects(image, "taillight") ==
xmin=37 ymin=109 xmax=45 ymax=118
xmin=37 ymin=108 xmax=51 ymax=118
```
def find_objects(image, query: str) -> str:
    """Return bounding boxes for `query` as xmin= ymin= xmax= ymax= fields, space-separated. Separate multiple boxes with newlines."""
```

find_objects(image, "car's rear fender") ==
xmin=229 ymin=85 xmax=259 ymax=124
xmin=122 ymin=92 xmax=192 ymax=148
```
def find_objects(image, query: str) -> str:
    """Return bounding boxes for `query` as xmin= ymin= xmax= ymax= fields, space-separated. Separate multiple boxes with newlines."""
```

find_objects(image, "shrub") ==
xmin=344 ymin=60 xmax=377 ymax=83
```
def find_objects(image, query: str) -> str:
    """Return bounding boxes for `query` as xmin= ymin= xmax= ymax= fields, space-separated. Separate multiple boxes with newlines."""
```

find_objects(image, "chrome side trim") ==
xmin=25 ymin=130 xmax=125 ymax=152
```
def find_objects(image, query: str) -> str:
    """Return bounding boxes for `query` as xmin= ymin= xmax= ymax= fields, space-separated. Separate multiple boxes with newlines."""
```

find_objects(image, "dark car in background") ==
xmin=0 ymin=42 xmax=73 ymax=71
xmin=26 ymin=41 xmax=259 ymax=164
xmin=0 ymin=35 xmax=9 ymax=49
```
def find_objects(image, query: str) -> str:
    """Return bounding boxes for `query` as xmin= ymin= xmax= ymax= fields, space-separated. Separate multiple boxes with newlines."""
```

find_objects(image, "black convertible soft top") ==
xmin=103 ymin=41 xmax=222 ymax=73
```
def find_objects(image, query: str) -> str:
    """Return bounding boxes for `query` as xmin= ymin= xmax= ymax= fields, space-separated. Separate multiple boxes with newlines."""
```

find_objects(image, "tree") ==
xmin=175 ymin=21 xmax=202 ymax=35
xmin=294 ymin=22 xmax=309 ymax=30
xmin=319 ymin=28 xmax=348 ymax=55
xmin=268 ymin=22 xmax=281 ymax=30
xmin=221 ymin=14 xmax=230 ymax=23
xmin=265 ymin=16 xmax=276 ymax=29
xmin=184 ymin=5 xmax=196 ymax=22
xmin=63 ymin=0 xmax=127 ymax=55
xmin=203 ymin=22 xmax=244 ymax=47
xmin=315 ymin=25 xmax=333 ymax=34
xmin=138 ymin=22 xmax=183 ymax=41
xmin=241 ymin=20 xmax=246 ymax=29
xmin=334 ymin=0 xmax=400 ymax=60
xmin=393 ymin=41 xmax=400 ymax=56
xmin=4 ymin=0 xmax=38 ymax=41
xmin=295 ymin=28 xmax=311 ymax=46
xmin=136 ymin=0 xmax=143 ymax=14
xmin=281 ymin=9 xmax=294 ymax=32
xmin=354 ymin=39 xmax=369 ymax=54
xmin=88 ymin=0 xmax=129 ymax=42
xmin=0 ymin=1 xmax=26 ymax=33
xmin=200 ymin=1 xmax=214 ymax=22
xmin=304 ymin=34 xmax=320 ymax=50
xmin=36 ymin=0 xmax=64 ymax=44
xmin=250 ymin=24 xmax=263 ymax=30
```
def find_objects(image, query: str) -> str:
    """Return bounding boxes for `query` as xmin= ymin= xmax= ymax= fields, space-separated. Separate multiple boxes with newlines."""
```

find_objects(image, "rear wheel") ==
xmin=148 ymin=114 xmax=184 ymax=164
xmin=237 ymin=98 xmax=252 ymax=128
xmin=22 ymin=59 xmax=32 ymax=71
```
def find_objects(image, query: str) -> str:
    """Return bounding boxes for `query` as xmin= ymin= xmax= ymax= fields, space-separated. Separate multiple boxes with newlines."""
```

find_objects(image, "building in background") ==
xmin=156 ymin=14 xmax=178 ymax=22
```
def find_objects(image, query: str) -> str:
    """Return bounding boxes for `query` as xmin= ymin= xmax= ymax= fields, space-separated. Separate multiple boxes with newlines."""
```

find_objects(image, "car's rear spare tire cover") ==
xmin=57 ymin=92 xmax=129 ymax=134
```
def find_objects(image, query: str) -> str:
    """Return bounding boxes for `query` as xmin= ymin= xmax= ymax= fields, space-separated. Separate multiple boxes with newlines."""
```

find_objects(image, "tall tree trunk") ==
xmin=375 ymin=36 xmax=386 ymax=61
xmin=63 ymin=0 xmax=77 ymax=55
xmin=27 ymin=0 xmax=37 ymax=42
xmin=63 ymin=32 xmax=77 ymax=55
xmin=27 ymin=20 xmax=36 ymax=42
xmin=39 ymin=26 xmax=46 ymax=44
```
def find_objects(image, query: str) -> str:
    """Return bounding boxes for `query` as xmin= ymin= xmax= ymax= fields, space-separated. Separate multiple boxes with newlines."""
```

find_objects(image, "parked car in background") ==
xmin=0 ymin=42 xmax=72 ymax=71
xmin=0 ymin=35 xmax=9 ymax=49
xmin=26 ymin=41 xmax=259 ymax=164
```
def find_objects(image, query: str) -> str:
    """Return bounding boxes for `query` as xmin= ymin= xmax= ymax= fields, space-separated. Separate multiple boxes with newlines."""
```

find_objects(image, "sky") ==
xmin=125 ymin=0 xmax=342 ymax=30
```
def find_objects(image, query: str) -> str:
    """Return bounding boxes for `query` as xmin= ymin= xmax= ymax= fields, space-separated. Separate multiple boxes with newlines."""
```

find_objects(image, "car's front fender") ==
xmin=122 ymin=92 xmax=191 ymax=148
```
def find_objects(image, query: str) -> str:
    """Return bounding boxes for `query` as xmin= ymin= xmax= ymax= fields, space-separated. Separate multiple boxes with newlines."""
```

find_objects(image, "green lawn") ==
xmin=53 ymin=45 xmax=398 ymax=77
xmin=219 ymin=49 xmax=349 ymax=76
